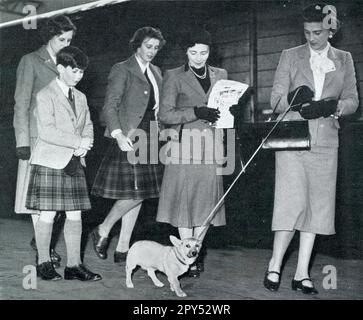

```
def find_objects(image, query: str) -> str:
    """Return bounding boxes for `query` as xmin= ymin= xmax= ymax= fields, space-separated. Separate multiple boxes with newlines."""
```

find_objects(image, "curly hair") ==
xmin=40 ymin=15 xmax=76 ymax=44
xmin=129 ymin=26 xmax=166 ymax=52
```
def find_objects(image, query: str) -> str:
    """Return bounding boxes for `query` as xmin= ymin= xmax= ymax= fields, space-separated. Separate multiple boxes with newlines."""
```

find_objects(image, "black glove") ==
xmin=229 ymin=87 xmax=254 ymax=117
xmin=16 ymin=146 xmax=31 ymax=160
xmin=288 ymin=85 xmax=314 ymax=111
xmin=194 ymin=106 xmax=220 ymax=123
xmin=299 ymin=99 xmax=338 ymax=119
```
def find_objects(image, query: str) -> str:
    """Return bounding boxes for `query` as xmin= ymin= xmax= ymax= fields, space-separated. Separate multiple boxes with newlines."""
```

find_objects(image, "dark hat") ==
xmin=302 ymin=2 xmax=338 ymax=30
xmin=181 ymin=26 xmax=212 ymax=50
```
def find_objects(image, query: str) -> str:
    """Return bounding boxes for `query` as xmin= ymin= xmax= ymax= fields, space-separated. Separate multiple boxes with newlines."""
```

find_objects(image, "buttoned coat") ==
xmin=13 ymin=46 xmax=58 ymax=147
xmin=102 ymin=55 xmax=162 ymax=138
xmin=30 ymin=79 xmax=93 ymax=169
xmin=159 ymin=65 xmax=228 ymax=162
xmin=271 ymin=43 xmax=359 ymax=147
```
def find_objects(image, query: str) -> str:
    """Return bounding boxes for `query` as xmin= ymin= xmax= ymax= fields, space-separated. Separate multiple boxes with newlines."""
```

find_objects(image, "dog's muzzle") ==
xmin=189 ymin=250 xmax=198 ymax=258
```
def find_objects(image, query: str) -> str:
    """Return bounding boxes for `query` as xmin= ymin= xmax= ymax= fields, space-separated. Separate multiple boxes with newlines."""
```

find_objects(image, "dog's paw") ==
xmin=176 ymin=291 xmax=187 ymax=298
xmin=154 ymin=281 xmax=164 ymax=288
xmin=126 ymin=281 xmax=134 ymax=288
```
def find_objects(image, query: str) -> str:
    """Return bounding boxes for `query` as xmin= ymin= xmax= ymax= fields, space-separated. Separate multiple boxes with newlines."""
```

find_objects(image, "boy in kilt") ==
xmin=26 ymin=46 xmax=102 ymax=281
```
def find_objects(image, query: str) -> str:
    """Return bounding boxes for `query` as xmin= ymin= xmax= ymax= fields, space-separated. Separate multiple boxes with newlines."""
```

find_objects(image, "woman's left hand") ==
xmin=74 ymin=148 xmax=88 ymax=157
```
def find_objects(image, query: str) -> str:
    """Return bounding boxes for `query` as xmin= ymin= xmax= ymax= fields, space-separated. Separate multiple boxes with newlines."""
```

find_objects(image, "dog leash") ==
xmin=196 ymin=88 xmax=303 ymax=241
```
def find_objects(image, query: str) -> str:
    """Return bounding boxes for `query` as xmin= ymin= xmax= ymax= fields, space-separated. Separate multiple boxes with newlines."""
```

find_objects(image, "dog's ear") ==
xmin=169 ymin=235 xmax=181 ymax=246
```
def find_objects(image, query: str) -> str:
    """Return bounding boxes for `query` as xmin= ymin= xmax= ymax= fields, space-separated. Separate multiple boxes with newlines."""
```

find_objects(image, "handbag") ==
xmin=237 ymin=120 xmax=311 ymax=151
xmin=262 ymin=120 xmax=311 ymax=151
xmin=63 ymin=156 xmax=82 ymax=176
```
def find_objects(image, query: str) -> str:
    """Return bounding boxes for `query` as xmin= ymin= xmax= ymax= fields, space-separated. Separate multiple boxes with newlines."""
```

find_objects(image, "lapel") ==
xmin=125 ymin=55 xmax=148 ymax=83
xmin=322 ymin=45 xmax=342 ymax=93
xmin=207 ymin=66 xmax=218 ymax=96
xmin=297 ymin=44 xmax=314 ymax=89
xmin=36 ymin=45 xmax=58 ymax=75
xmin=181 ymin=66 xmax=207 ymax=99
xmin=73 ymin=89 xmax=85 ymax=123
xmin=50 ymin=80 xmax=79 ymax=128
xmin=149 ymin=63 xmax=162 ymax=90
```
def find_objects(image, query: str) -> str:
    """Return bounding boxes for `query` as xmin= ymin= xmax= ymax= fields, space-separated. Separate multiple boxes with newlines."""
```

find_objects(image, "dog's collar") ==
xmin=172 ymin=247 xmax=188 ymax=266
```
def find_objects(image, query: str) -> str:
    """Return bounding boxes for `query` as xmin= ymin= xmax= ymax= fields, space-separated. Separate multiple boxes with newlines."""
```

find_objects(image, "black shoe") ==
xmin=64 ymin=264 xmax=102 ymax=281
xmin=292 ymin=278 xmax=318 ymax=295
xmin=263 ymin=270 xmax=281 ymax=292
xmin=186 ymin=263 xmax=200 ymax=278
xmin=36 ymin=261 xmax=62 ymax=281
xmin=91 ymin=228 xmax=109 ymax=260
xmin=114 ymin=251 xmax=128 ymax=264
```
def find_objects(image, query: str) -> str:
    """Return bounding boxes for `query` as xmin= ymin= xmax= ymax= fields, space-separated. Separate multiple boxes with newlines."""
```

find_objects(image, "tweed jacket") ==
xmin=102 ymin=55 xmax=162 ymax=138
xmin=159 ymin=64 xmax=228 ymax=162
xmin=271 ymin=43 xmax=359 ymax=147
xmin=13 ymin=46 xmax=58 ymax=147
xmin=30 ymin=79 xmax=94 ymax=169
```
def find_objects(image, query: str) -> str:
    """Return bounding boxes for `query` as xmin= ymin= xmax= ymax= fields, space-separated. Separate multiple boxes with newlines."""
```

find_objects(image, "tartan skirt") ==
xmin=26 ymin=164 xmax=91 ymax=211
xmin=91 ymin=140 xmax=164 ymax=200
xmin=92 ymin=108 xmax=164 ymax=200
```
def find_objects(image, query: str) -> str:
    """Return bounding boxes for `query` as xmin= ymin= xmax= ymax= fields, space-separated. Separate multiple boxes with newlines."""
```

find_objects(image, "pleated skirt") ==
xmin=26 ymin=164 xmax=91 ymax=211
xmin=91 ymin=110 xmax=164 ymax=200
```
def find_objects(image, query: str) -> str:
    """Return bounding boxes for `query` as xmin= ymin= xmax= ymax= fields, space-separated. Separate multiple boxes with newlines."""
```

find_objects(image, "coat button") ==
xmin=144 ymin=91 xmax=148 ymax=95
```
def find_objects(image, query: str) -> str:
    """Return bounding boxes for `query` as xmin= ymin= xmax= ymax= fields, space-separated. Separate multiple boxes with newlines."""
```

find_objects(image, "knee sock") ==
xmin=35 ymin=220 xmax=53 ymax=264
xmin=64 ymin=219 xmax=82 ymax=267
xmin=115 ymin=204 xmax=141 ymax=252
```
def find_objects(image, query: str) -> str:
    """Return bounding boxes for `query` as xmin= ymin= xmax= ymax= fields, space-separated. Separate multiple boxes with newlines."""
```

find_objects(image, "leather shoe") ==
xmin=91 ymin=228 xmax=109 ymax=260
xmin=114 ymin=251 xmax=128 ymax=264
xmin=292 ymin=278 xmax=318 ymax=295
xmin=36 ymin=261 xmax=62 ymax=281
xmin=263 ymin=270 xmax=281 ymax=292
xmin=64 ymin=264 xmax=102 ymax=281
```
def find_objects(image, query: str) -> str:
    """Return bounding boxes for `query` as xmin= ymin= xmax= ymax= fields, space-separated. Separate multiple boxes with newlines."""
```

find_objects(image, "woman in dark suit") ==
xmin=264 ymin=3 xmax=358 ymax=294
xmin=13 ymin=15 xmax=76 ymax=266
xmin=156 ymin=27 xmax=227 ymax=277
xmin=91 ymin=27 xmax=165 ymax=263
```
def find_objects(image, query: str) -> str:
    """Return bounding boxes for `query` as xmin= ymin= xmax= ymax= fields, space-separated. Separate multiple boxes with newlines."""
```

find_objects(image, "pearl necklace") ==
xmin=189 ymin=64 xmax=207 ymax=79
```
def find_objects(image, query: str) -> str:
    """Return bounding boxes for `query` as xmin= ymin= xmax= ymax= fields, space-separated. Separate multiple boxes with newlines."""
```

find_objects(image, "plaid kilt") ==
xmin=26 ymin=164 xmax=91 ymax=211
xmin=91 ymin=140 xmax=164 ymax=200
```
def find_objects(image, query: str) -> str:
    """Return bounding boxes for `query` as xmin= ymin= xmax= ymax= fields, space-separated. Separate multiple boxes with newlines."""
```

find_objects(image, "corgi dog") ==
xmin=125 ymin=235 xmax=202 ymax=297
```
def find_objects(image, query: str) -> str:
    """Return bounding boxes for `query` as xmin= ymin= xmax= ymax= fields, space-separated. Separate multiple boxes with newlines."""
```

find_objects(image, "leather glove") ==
xmin=288 ymin=85 xmax=314 ymax=111
xmin=229 ymin=87 xmax=254 ymax=117
xmin=16 ymin=146 xmax=31 ymax=160
xmin=194 ymin=106 xmax=220 ymax=123
xmin=299 ymin=99 xmax=338 ymax=119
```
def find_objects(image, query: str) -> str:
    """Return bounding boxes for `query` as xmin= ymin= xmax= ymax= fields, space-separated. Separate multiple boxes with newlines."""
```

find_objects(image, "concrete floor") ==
xmin=0 ymin=218 xmax=362 ymax=300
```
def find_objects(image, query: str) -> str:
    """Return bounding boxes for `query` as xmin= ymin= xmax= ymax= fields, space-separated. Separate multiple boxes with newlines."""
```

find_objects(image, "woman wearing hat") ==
xmin=156 ymin=27 xmax=227 ymax=277
xmin=264 ymin=3 xmax=358 ymax=294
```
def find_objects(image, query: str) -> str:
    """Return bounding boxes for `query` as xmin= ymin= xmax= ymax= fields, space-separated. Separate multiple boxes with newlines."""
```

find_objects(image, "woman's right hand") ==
xmin=115 ymin=132 xmax=134 ymax=151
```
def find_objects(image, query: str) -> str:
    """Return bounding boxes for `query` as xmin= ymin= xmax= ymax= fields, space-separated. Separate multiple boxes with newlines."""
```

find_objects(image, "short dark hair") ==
xmin=129 ymin=26 xmax=166 ymax=52
xmin=56 ymin=46 xmax=89 ymax=70
xmin=302 ymin=2 xmax=340 ymax=32
xmin=40 ymin=15 xmax=76 ymax=43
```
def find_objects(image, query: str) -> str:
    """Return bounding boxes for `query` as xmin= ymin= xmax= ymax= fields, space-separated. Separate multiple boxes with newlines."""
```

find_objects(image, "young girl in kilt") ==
xmin=26 ymin=46 xmax=101 ymax=281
